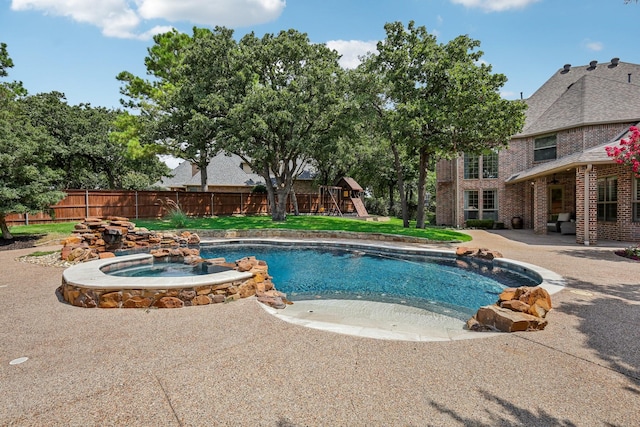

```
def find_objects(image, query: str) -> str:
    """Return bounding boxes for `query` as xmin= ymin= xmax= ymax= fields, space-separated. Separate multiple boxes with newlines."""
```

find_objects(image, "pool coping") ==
xmin=62 ymin=253 xmax=254 ymax=290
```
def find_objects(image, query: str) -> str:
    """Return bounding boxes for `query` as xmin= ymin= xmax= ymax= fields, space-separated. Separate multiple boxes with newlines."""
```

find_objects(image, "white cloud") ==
xmin=137 ymin=0 xmax=285 ymax=27
xmin=585 ymin=40 xmax=604 ymax=52
xmin=500 ymin=90 xmax=519 ymax=100
xmin=11 ymin=0 xmax=285 ymax=39
xmin=325 ymin=40 xmax=378 ymax=69
xmin=450 ymin=0 xmax=540 ymax=12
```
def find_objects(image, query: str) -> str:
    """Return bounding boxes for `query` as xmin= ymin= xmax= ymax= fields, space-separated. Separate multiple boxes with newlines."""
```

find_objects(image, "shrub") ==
xmin=465 ymin=219 xmax=494 ymax=229
xmin=364 ymin=197 xmax=389 ymax=216
xmin=252 ymin=184 xmax=268 ymax=194
xmin=157 ymin=198 xmax=188 ymax=228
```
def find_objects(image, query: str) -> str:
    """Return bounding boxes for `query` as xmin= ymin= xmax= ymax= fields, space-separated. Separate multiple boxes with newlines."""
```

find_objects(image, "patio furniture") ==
xmin=547 ymin=212 xmax=572 ymax=233
xmin=560 ymin=220 xmax=576 ymax=235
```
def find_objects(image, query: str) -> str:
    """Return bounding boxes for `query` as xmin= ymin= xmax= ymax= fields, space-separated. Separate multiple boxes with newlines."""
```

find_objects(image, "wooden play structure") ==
xmin=318 ymin=177 xmax=369 ymax=217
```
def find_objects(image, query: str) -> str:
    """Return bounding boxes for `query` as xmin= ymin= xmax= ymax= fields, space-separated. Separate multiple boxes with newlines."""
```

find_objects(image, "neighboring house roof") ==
xmin=155 ymin=151 xmax=265 ymax=189
xmin=519 ymin=60 xmax=640 ymax=137
xmin=155 ymin=151 xmax=316 ymax=189
xmin=506 ymin=126 xmax=635 ymax=184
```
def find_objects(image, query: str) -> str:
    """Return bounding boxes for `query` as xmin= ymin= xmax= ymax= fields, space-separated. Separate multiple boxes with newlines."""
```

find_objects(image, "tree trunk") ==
xmin=272 ymin=187 xmax=288 ymax=221
xmin=0 ymin=214 xmax=13 ymax=240
xmin=416 ymin=147 xmax=429 ymax=229
xmin=291 ymin=189 xmax=299 ymax=216
xmin=388 ymin=183 xmax=394 ymax=212
xmin=391 ymin=142 xmax=409 ymax=228
xmin=200 ymin=161 xmax=208 ymax=192
xmin=261 ymin=166 xmax=276 ymax=218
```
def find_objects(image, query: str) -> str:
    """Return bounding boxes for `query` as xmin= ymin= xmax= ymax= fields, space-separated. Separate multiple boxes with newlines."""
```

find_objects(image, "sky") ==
xmin=1 ymin=0 xmax=638 ymax=166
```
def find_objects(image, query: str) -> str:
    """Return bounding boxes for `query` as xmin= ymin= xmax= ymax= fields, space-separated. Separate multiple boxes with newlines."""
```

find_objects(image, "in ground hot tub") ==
xmin=59 ymin=253 xmax=271 ymax=308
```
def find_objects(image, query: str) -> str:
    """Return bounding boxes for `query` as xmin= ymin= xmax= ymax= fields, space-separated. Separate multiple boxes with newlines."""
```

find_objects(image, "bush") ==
xmin=167 ymin=209 xmax=188 ymax=229
xmin=465 ymin=219 xmax=494 ymax=229
xmin=157 ymin=197 xmax=188 ymax=228
xmin=252 ymin=184 xmax=268 ymax=194
xmin=364 ymin=197 xmax=389 ymax=216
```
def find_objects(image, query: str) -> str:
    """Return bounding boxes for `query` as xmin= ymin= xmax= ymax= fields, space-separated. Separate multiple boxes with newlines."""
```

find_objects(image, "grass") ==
xmin=8 ymin=215 xmax=471 ymax=242
xmin=134 ymin=215 xmax=471 ymax=242
xmin=25 ymin=250 xmax=59 ymax=257
xmin=7 ymin=222 xmax=77 ymax=244
xmin=8 ymin=222 xmax=76 ymax=236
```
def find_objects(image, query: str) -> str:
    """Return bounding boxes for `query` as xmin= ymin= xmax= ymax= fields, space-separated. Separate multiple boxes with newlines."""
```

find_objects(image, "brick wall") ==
xmin=436 ymin=122 xmax=639 ymax=241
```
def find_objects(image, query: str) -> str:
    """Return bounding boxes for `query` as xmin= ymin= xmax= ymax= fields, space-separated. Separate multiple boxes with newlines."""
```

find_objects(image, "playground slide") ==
xmin=350 ymin=197 xmax=369 ymax=217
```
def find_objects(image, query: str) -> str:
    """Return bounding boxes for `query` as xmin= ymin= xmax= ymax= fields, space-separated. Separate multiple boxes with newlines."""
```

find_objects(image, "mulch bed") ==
xmin=0 ymin=235 xmax=42 ymax=252
xmin=614 ymin=249 xmax=640 ymax=262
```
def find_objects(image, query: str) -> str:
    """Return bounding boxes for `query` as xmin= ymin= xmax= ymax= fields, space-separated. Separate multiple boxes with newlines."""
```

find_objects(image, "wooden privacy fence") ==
xmin=6 ymin=190 xmax=354 ymax=226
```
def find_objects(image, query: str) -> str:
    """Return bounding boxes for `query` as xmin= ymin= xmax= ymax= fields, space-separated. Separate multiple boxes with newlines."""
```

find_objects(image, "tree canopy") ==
xmin=223 ymin=29 xmax=349 ymax=220
xmin=0 ymin=43 xmax=65 ymax=239
xmin=23 ymin=92 xmax=169 ymax=190
xmin=362 ymin=21 xmax=527 ymax=227
xmin=118 ymin=27 xmax=237 ymax=191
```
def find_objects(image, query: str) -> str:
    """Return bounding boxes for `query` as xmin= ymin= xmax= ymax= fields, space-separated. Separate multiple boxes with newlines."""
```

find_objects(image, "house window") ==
xmin=634 ymin=178 xmax=640 ymax=222
xmin=464 ymin=154 xmax=479 ymax=179
xmin=597 ymin=176 xmax=617 ymax=221
xmin=464 ymin=190 xmax=478 ymax=220
xmin=534 ymin=135 xmax=557 ymax=162
xmin=482 ymin=189 xmax=498 ymax=220
xmin=482 ymin=152 xmax=498 ymax=179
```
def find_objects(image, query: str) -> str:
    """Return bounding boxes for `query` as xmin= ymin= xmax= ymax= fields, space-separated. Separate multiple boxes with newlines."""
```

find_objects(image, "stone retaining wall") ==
xmin=196 ymin=228 xmax=445 ymax=244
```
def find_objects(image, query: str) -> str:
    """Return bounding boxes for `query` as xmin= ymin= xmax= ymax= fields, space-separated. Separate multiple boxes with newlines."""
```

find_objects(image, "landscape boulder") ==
xmin=468 ymin=286 xmax=552 ymax=332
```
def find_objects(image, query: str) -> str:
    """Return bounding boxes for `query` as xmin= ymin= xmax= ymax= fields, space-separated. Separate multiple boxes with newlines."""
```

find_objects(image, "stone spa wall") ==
xmin=58 ymin=216 xmax=290 ymax=310
xmin=59 ymin=251 xmax=292 ymax=310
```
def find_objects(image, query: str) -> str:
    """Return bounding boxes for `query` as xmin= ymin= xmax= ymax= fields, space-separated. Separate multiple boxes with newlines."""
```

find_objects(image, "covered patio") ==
xmin=505 ymin=132 xmax=640 ymax=245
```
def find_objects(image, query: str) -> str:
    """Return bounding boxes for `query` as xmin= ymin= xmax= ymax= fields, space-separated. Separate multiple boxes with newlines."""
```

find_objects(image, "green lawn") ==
xmin=9 ymin=215 xmax=470 ymax=242
xmin=135 ymin=215 xmax=470 ymax=242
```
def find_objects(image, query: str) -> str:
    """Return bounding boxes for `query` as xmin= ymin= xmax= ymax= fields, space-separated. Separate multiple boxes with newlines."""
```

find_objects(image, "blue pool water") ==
xmin=109 ymin=262 xmax=231 ymax=277
xmin=200 ymin=244 xmax=537 ymax=320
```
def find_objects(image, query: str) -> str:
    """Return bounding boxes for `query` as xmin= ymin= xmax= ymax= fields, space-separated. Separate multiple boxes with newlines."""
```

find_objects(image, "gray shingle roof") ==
xmin=155 ymin=151 xmax=316 ymax=189
xmin=520 ymin=60 xmax=640 ymax=137
xmin=155 ymin=151 xmax=265 ymax=189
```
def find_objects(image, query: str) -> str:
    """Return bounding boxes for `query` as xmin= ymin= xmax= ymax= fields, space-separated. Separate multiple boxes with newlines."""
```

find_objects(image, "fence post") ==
xmin=241 ymin=193 xmax=244 ymax=214
xmin=25 ymin=213 xmax=29 ymax=226
xmin=135 ymin=191 xmax=139 ymax=219
xmin=210 ymin=193 xmax=214 ymax=216
xmin=85 ymin=189 xmax=89 ymax=218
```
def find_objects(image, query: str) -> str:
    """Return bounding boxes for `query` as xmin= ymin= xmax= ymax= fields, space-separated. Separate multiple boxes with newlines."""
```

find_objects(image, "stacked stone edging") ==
xmin=60 ymin=216 xmax=201 ymax=262
xmin=59 ymin=250 xmax=291 ymax=309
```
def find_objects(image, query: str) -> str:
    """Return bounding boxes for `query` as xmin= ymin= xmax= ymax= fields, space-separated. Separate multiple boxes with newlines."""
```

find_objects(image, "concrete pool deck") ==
xmin=2 ymin=229 xmax=640 ymax=425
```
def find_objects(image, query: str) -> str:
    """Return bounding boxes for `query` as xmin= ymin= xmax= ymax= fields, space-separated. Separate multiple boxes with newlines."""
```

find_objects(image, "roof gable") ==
xmin=520 ymin=60 xmax=640 ymax=136
xmin=155 ymin=152 xmax=265 ymax=189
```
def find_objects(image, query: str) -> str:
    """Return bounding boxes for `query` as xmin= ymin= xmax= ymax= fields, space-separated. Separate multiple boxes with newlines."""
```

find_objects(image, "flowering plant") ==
xmin=605 ymin=126 xmax=640 ymax=176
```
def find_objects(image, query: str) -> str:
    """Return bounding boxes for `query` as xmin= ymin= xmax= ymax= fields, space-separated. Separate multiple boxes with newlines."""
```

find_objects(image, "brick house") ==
xmin=436 ymin=58 xmax=640 ymax=244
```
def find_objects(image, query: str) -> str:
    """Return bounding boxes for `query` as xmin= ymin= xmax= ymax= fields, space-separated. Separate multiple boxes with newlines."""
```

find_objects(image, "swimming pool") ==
xmin=200 ymin=241 xmax=538 ymax=320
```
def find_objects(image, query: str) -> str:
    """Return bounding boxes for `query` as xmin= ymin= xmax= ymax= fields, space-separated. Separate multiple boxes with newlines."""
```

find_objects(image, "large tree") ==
xmin=0 ymin=43 xmax=64 ymax=239
xmin=223 ymin=29 xmax=348 ymax=221
xmin=22 ymin=92 xmax=169 ymax=189
xmin=118 ymin=27 xmax=237 ymax=191
xmin=365 ymin=21 xmax=527 ymax=228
